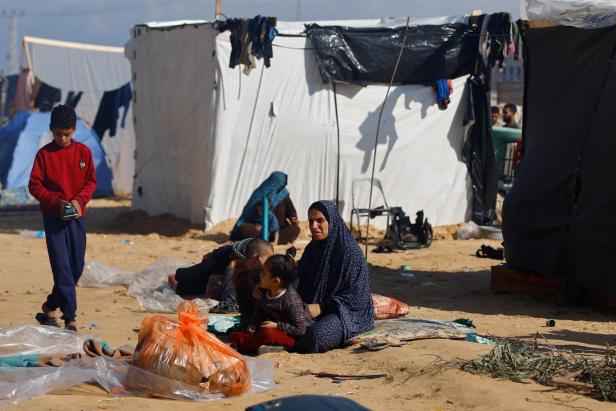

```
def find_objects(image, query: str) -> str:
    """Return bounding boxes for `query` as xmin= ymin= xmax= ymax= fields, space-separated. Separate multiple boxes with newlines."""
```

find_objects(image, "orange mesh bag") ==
xmin=372 ymin=293 xmax=410 ymax=320
xmin=132 ymin=301 xmax=251 ymax=397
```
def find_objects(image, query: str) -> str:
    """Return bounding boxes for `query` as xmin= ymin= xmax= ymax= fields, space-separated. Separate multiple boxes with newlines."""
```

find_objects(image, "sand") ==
xmin=0 ymin=198 xmax=614 ymax=410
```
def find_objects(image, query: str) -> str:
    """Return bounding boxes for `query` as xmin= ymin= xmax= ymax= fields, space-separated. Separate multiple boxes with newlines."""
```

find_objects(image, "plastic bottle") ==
xmin=400 ymin=264 xmax=415 ymax=279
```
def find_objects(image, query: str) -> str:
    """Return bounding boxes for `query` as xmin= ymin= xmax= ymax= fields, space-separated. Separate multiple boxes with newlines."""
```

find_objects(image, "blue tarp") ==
xmin=0 ymin=111 xmax=113 ymax=196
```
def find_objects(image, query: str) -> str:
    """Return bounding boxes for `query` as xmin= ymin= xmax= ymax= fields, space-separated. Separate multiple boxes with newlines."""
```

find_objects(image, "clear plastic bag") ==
xmin=0 ymin=355 xmax=274 ymax=405
xmin=0 ymin=324 xmax=275 ymax=405
xmin=133 ymin=301 xmax=251 ymax=397
xmin=0 ymin=325 xmax=85 ymax=357
xmin=80 ymin=258 xmax=218 ymax=314
xmin=80 ymin=261 xmax=130 ymax=287
xmin=521 ymin=0 xmax=616 ymax=29
xmin=456 ymin=221 xmax=480 ymax=240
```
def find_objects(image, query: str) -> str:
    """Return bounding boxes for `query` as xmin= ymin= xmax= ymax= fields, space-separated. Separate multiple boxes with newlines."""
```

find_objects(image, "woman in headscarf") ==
xmin=230 ymin=171 xmax=300 ymax=245
xmin=293 ymin=200 xmax=374 ymax=353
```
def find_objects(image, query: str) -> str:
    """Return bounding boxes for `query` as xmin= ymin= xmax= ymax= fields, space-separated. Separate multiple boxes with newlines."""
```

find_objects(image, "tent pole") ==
xmin=333 ymin=82 xmax=341 ymax=210
xmin=22 ymin=38 xmax=33 ymax=71
xmin=215 ymin=0 xmax=222 ymax=20
xmin=364 ymin=17 xmax=410 ymax=260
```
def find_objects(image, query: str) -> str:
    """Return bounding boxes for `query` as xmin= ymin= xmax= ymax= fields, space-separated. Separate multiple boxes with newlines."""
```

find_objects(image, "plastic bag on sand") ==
xmin=0 ymin=325 xmax=85 ymax=357
xmin=133 ymin=301 xmax=251 ymax=397
xmin=372 ymin=294 xmax=410 ymax=320
xmin=80 ymin=258 xmax=218 ymax=314
xmin=0 ymin=355 xmax=274 ymax=405
xmin=80 ymin=262 xmax=131 ymax=288
xmin=0 ymin=324 xmax=274 ymax=405
xmin=457 ymin=221 xmax=480 ymax=240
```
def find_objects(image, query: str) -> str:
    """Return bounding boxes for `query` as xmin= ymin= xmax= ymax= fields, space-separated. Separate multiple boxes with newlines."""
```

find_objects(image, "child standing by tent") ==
xmin=230 ymin=254 xmax=312 ymax=354
xmin=28 ymin=105 xmax=97 ymax=331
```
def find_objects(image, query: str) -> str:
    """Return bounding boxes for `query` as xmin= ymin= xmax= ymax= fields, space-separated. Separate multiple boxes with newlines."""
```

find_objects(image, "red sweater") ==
xmin=28 ymin=141 xmax=97 ymax=218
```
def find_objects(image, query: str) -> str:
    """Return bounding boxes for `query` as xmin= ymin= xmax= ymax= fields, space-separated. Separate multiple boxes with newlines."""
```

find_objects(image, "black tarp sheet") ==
xmin=304 ymin=23 xmax=480 ymax=85
xmin=503 ymin=23 xmax=616 ymax=295
xmin=463 ymin=74 xmax=498 ymax=225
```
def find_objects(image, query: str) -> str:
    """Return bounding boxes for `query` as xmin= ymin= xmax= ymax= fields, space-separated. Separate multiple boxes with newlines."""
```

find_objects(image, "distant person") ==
xmin=28 ymin=105 xmax=97 ymax=332
xmin=231 ymin=171 xmax=301 ymax=245
xmin=502 ymin=103 xmax=520 ymax=129
xmin=491 ymin=106 xmax=501 ymax=126
xmin=235 ymin=201 xmax=280 ymax=245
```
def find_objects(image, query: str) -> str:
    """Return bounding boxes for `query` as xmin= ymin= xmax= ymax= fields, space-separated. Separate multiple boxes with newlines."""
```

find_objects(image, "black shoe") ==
xmin=35 ymin=312 xmax=60 ymax=327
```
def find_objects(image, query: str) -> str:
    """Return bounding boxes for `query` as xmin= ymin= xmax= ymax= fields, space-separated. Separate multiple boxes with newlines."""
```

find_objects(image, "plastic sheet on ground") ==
xmin=347 ymin=318 xmax=493 ymax=345
xmin=207 ymin=315 xmax=241 ymax=335
xmin=80 ymin=258 xmax=218 ymax=314
xmin=0 ymin=325 xmax=275 ymax=406
xmin=457 ymin=221 xmax=481 ymax=240
xmin=521 ymin=0 xmax=616 ymax=29
xmin=0 ymin=325 xmax=86 ymax=357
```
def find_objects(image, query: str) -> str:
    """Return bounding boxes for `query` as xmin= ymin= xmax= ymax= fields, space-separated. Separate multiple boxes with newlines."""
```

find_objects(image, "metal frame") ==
xmin=349 ymin=178 xmax=390 ymax=241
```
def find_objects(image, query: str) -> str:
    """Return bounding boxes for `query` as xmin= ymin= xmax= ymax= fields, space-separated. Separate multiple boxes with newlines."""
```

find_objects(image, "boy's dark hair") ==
xmin=491 ymin=106 xmax=500 ymax=114
xmin=245 ymin=238 xmax=274 ymax=258
xmin=503 ymin=103 xmax=517 ymax=113
xmin=50 ymin=105 xmax=77 ymax=129
xmin=264 ymin=254 xmax=297 ymax=287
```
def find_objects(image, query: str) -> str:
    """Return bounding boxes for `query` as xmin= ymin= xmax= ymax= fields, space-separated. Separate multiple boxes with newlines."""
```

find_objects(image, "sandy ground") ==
xmin=0 ymin=198 xmax=615 ymax=411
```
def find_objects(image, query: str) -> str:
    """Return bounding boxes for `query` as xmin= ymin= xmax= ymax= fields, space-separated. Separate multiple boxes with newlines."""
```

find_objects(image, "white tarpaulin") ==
xmin=127 ymin=20 xmax=471 ymax=229
xmin=24 ymin=36 xmax=135 ymax=195
xmin=521 ymin=0 xmax=616 ymax=28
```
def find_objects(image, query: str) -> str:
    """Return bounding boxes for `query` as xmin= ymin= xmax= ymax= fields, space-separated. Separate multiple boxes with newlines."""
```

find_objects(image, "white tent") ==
xmin=126 ymin=17 xmax=473 ymax=229
xmin=23 ymin=36 xmax=135 ymax=195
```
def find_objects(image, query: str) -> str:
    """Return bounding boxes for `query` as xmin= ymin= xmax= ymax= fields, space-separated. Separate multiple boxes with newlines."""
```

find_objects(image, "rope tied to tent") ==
xmin=364 ymin=16 xmax=411 ymax=260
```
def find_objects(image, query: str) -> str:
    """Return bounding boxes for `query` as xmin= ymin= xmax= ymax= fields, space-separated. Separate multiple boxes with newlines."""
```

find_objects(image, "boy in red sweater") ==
xmin=28 ymin=105 xmax=97 ymax=331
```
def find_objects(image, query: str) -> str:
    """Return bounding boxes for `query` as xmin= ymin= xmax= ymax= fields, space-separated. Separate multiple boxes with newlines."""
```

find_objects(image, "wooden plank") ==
xmin=491 ymin=265 xmax=616 ymax=308
xmin=491 ymin=265 xmax=563 ymax=298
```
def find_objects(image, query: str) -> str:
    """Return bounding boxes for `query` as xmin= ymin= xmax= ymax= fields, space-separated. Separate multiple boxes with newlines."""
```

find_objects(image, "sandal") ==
xmin=372 ymin=245 xmax=393 ymax=254
xmin=35 ymin=312 xmax=60 ymax=327
xmin=475 ymin=245 xmax=504 ymax=260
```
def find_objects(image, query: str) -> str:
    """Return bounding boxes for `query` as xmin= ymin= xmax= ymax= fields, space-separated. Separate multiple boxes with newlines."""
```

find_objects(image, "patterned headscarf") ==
xmin=231 ymin=238 xmax=253 ymax=260
xmin=232 ymin=171 xmax=290 ymax=232
xmin=297 ymin=200 xmax=374 ymax=341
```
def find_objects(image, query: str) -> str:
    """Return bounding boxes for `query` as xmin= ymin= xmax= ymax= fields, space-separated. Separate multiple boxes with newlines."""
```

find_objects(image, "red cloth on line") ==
xmin=28 ymin=141 xmax=97 ymax=218
xmin=230 ymin=328 xmax=295 ymax=354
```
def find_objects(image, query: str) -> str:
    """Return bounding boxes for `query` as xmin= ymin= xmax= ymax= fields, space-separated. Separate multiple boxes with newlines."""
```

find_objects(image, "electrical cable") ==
xmin=364 ymin=16 xmax=411 ymax=259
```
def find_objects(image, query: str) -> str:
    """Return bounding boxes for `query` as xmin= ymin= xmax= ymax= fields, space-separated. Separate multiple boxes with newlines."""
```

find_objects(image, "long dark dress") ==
xmin=293 ymin=200 xmax=374 ymax=353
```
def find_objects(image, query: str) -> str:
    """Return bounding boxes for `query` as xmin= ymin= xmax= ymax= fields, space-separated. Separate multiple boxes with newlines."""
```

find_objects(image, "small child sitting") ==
xmin=230 ymin=254 xmax=311 ymax=354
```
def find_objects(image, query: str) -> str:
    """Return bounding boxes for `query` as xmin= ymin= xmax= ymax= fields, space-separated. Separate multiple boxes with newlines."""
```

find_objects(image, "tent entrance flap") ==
xmin=503 ymin=23 xmax=616 ymax=295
